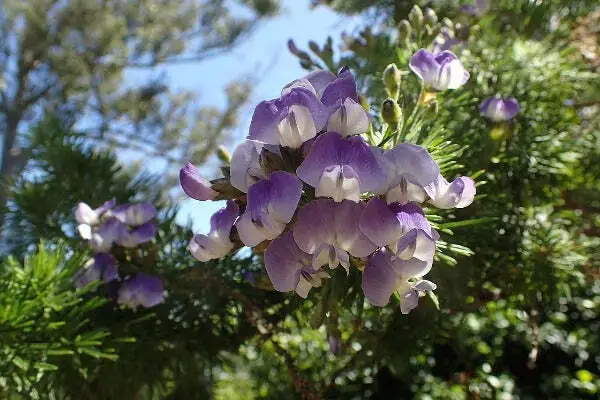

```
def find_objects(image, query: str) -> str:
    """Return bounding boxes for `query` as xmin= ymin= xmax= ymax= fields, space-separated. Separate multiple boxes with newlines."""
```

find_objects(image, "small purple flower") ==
xmin=188 ymin=200 xmax=240 ymax=261
xmin=409 ymin=49 xmax=469 ymax=91
xmin=424 ymin=175 xmax=476 ymax=209
xmin=235 ymin=171 xmax=302 ymax=247
xmin=297 ymin=132 xmax=386 ymax=202
xmin=320 ymin=69 xmax=370 ymax=137
xmin=116 ymin=222 xmax=157 ymax=247
xmin=264 ymin=231 xmax=330 ymax=298
xmin=230 ymin=140 xmax=267 ymax=193
xmin=180 ymin=162 xmax=217 ymax=201
xmin=118 ymin=274 xmax=165 ymax=310
xmin=111 ymin=202 xmax=157 ymax=227
xmin=479 ymin=97 xmax=520 ymax=122
xmin=359 ymin=199 xmax=437 ymax=261
xmin=362 ymin=247 xmax=436 ymax=311
xmin=249 ymin=87 xmax=329 ymax=148
xmin=375 ymin=143 xmax=440 ymax=204
xmin=293 ymin=199 xmax=377 ymax=271
xmin=73 ymin=253 xmax=119 ymax=289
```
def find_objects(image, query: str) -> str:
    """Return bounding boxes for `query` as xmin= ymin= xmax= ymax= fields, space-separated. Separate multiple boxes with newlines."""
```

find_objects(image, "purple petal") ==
xmin=333 ymin=200 xmax=378 ymax=257
xmin=297 ymin=132 xmax=386 ymax=198
xmin=362 ymin=248 xmax=400 ymax=306
xmin=388 ymin=203 xmax=434 ymax=237
xmin=327 ymin=98 xmax=370 ymax=137
xmin=73 ymin=253 xmax=118 ymax=288
xmin=264 ymin=231 xmax=311 ymax=292
xmin=118 ymin=274 xmax=164 ymax=309
xmin=94 ymin=199 xmax=116 ymax=218
xmin=112 ymin=202 xmax=157 ymax=226
xmin=380 ymin=143 xmax=439 ymax=192
xmin=90 ymin=218 xmax=127 ymax=252
xmin=293 ymin=199 xmax=376 ymax=260
xmin=236 ymin=172 xmax=302 ymax=246
xmin=293 ymin=199 xmax=336 ymax=254
xmin=230 ymin=140 xmax=265 ymax=193
xmin=128 ymin=222 xmax=157 ymax=246
xmin=359 ymin=198 xmax=405 ymax=247
xmin=74 ymin=202 xmax=98 ymax=225
xmin=305 ymin=70 xmax=337 ymax=98
xmin=409 ymin=49 xmax=439 ymax=87
xmin=180 ymin=162 xmax=217 ymax=200
xmin=321 ymin=69 xmax=359 ymax=106
xmin=426 ymin=175 xmax=476 ymax=209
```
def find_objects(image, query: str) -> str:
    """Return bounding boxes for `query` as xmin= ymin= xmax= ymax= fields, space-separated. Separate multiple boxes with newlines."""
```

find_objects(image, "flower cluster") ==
xmin=181 ymin=50 xmax=476 ymax=314
xmin=74 ymin=200 xmax=164 ymax=310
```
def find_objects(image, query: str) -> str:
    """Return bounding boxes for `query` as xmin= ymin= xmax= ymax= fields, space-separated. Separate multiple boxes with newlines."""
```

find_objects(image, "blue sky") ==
xmin=166 ymin=1 xmax=361 ymax=234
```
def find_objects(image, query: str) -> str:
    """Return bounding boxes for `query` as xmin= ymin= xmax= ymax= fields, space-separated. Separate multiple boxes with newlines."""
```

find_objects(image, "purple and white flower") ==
xmin=75 ymin=199 xmax=116 ymax=239
xmin=376 ymin=143 xmax=440 ymax=204
xmin=264 ymin=231 xmax=330 ymax=298
xmin=321 ymin=69 xmax=370 ymax=137
xmin=359 ymin=199 xmax=437 ymax=263
xmin=409 ymin=49 xmax=469 ymax=91
xmin=293 ymin=199 xmax=377 ymax=271
xmin=425 ymin=175 xmax=476 ymax=209
xmin=479 ymin=96 xmax=520 ymax=122
xmin=73 ymin=253 xmax=119 ymax=288
xmin=118 ymin=274 xmax=165 ymax=310
xmin=188 ymin=200 xmax=240 ymax=261
xmin=362 ymin=247 xmax=436 ymax=312
xmin=297 ymin=132 xmax=386 ymax=202
xmin=235 ymin=172 xmax=302 ymax=247
xmin=249 ymin=87 xmax=329 ymax=148
xmin=180 ymin=162 xmax=217 ymax=200
xmin=89 ymin=218 xmax=127 ymax=252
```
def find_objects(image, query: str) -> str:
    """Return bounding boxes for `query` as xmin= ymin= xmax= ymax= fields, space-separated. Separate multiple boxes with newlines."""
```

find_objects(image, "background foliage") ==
xmin=0 ymin=0 xmax=599 ymax=399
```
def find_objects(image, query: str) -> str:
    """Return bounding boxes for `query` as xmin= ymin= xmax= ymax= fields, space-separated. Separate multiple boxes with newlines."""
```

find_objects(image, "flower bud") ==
xmin=441 ymin=17 xmax=454 ymax=30
xmin=381 ymin=98 xmax=402 ymax=126
xmin=308 ymin=40 xmax=320 ymax=54
xmin=382 ymin=63 xmax=402 ymax=99
xmin=408 ymin=5 xmax=424 ymax=27
xmin=217 ymin=146 xmax=230 ymax=164
xmin=424 ymin=8 xmax=438 ymax=27
xmin=398 ymin=20 xmax=412 ymax=43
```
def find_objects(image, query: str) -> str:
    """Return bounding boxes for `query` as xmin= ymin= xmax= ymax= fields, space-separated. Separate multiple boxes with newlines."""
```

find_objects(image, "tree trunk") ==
xmin=0 ymin=113 xmax=22 ymax=237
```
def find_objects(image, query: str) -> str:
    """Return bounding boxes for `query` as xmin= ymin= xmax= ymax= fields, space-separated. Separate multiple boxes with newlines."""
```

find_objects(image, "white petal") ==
xmin=277 ymin=105 xmax=316 ymax=149
xmin=75 ymin=203 xmax=98 ymax=225
xmin=315 ymin=165 xmax=360 ymax=203
xmin=386 ymin=179 xmax=427 ymax=204
xmin=295 ymin=275 xmax=312 ymax=298
xmin=327 ymin=98 xmax=370 ymax=137
xmin=77 ymin=224 xmax=92 ymax=240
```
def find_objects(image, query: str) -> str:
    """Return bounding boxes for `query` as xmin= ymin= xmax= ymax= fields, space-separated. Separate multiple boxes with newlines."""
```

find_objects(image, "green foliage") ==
xmin=0 ymin=243 xmax=120 ymax=398
xmin=1 ymin=1 xmax=600 ymax=399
